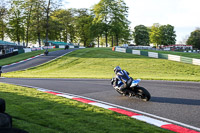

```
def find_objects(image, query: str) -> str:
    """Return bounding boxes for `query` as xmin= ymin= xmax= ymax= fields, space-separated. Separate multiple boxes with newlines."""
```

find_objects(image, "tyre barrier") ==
xmin=3 ymin=113 xmax=12 ymax=127
xmin=0 ymin=128 xmax=28 ymax=133
xmin=0 ymin=98 xmax=28 ymax=132
xmin=0 ymin=113 xmax=12 ymax=128
xmin=0 ymin=98 xmax=5 ymax=113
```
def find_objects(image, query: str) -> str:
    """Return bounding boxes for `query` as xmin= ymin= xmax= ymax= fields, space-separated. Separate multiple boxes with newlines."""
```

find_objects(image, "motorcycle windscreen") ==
xmin=130 ymin=79 xmax=141 ymax=87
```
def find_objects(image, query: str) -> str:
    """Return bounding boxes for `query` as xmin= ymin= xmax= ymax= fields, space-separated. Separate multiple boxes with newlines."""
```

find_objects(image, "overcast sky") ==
xmin=63 ymin=0 xmax=200 ymax=44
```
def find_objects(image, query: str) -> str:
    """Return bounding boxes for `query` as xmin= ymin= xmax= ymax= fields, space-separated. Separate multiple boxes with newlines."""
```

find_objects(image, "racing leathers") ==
xmin=113 ymin=70 xmax=132 ymax=93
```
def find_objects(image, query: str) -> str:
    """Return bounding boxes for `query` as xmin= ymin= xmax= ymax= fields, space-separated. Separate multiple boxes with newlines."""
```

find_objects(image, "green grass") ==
xmin=3 ymin=48 xmax=200 ymax=81
xmin=141 ymin=49 xmax=200 ymax=59
xmin=0 ymin=83 xmax=173 ymax=133
xmin=0 ymin=48 xmax=63 ymax=66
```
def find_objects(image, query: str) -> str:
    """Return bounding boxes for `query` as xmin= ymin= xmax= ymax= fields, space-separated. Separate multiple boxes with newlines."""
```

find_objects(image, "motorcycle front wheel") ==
xmin=116 ymin=89 xmax=123 ymax=95
xmin=135 ymin=86 xmax=151 ymax=101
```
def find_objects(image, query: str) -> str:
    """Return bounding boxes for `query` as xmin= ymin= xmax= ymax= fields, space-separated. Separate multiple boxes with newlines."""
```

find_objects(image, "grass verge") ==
xmin=0 ymin=82 xmax=173 ymax=133
xmin=3 ymin=48 xmax=200 ymax=81
xmin=0 ymin=48 xmax=63 ymax=66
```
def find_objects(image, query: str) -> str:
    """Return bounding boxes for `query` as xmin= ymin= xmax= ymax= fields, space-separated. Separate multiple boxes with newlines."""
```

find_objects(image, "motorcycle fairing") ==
xmin=130 ymin=79 xmax=141 ymax=87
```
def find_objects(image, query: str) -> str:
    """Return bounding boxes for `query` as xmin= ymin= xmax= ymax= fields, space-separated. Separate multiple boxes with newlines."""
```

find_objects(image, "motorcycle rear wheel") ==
xmin=135 ymin=86 xmax=151 ymax=101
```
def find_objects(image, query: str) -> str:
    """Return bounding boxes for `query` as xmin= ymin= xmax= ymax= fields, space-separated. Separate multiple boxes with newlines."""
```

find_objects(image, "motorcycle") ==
xmin=111 ymin=78 xmax=151 ymax=101
xmin=44 ymin=50 xmax=49 ymax=56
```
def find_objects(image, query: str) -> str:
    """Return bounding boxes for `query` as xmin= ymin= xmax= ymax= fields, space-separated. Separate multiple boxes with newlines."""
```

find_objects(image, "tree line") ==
xmin=0 ymin=0 xmax=131 ymax=47
xmin=133 ymin=23 xmax=176 ymax=47
xmin=0 ymin=0 xmax=199 ymax=49
xmin=133 ymin=24 xmax=200 ymax=49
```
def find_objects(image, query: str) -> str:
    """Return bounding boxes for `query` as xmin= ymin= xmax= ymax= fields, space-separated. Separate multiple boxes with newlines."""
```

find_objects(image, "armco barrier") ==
xmin=126 ymin=48 xmax=132 ymax=53
xmin=193 ymin=59 xmax=200 ymax=65
xmin=168 ymin=54 xmax=181 ymax=62
xmin=115 ymin=47 xmax=126 ymax=53
xmin=181 ymin=57 xmax=193 ymax=64
xmin=158 ymin=53 xmax=168 ymax=59
xmin=140 ymin=51 xmax=148 ymax=56
xmin=132 ymin=50 xmax=140 ymax=55
xmin=69 ymin=46 xmax=74 ymax=48
xmin=148 ymin=52 xmax=158 ymax=58
xmin=113 ymin=47 xmax=200 ymax=66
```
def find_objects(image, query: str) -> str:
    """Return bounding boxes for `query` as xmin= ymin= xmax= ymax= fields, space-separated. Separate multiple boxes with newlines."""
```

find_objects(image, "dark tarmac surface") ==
xmin=0 ymin=78 xmax=200 ymax=129
xmin=2 ymin=49 xmax=77 ymax=73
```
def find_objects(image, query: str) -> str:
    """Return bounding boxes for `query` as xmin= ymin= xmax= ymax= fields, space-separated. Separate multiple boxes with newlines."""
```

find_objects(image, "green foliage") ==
xmin=31 ymin=0 xmax=46 ymax=46
xmin=75 ymin=9 xmax=94 ymax=47
xmin=159 ymin=24 xmax=176 ymax=45
xmin=3 ymin=0 xmax=132 ymax=47
xmin=52 ymin=9 xmax=76 ymax=43
xmin=149 ymin=23 xmax=161 ymax=46
xmin=150 ymin=23 xmax=176 ymax=46
xmin=186 ymin=29 xmax=200 ymax=49
xmin=7 ymin=0 xmax=25 ymax=45
xmin=2 ymin=0 xmax=180 ymax=48
xmin=93 ymin=0 xmax=131 ymax=46
xmin=0 ymin=1 xmax=8 ymax=40
xmin=133 ymin=25 xmax=150 ymax=45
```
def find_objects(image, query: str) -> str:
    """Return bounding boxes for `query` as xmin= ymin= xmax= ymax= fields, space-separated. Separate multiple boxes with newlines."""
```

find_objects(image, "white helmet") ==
xmin=114 ymin=66 xmax=121 ymax=74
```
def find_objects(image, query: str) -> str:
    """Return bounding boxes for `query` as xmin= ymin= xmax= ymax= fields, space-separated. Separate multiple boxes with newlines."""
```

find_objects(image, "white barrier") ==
xmin=43 ymin=46 xmax=55 ymax=49
xmin=193 ymin=58 xmax=200 ymax=65
xmin=59 ymin=45 xmax=65 ymax=48
xmin=24 ymin=48 xmax=32 ymax=53
xmin=168 ymin=54 xmax=181 ymax=62
xmin=116 ymin=47 xmax=125 ymax=52
xmin=132 ymin=50 xmax=140 ymax=55
xmin=115 ymin=48 xmax=200 ymax=66
xmin=148 ymin=52 xmax=158 ymax=58
xmin=115 ymin=47 xmax=126 ymax=53
xmin=69 ymin=46 xmax=74 ymax=48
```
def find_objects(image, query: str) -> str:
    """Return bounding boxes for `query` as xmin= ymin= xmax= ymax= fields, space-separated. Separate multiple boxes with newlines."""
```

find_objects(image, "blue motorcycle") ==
xmin=111 ymin=78 xmax=151 ymax=101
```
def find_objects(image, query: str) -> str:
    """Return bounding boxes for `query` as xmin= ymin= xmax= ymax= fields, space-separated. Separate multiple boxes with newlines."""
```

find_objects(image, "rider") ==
xmin=112 ymin=66 xmax=133 ymax=95
xmin=44 ymin=49 xmax=48 ymax=55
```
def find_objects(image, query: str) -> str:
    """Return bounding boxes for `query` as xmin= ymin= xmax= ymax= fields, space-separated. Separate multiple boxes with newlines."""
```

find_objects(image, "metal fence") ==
xmin=114 ymin=47 xmax=200 ymax=66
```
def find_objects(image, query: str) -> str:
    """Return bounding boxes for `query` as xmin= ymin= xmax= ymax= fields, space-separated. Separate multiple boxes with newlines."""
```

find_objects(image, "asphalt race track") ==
xmin=2 ymin=48 xmax=77 ymax=73
xmin=0 ymin=49 xmax=200 ymax=131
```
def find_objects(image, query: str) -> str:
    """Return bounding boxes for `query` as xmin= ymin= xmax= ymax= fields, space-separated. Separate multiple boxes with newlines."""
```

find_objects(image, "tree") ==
xmin=186 ymin=29 xmax=200 ymax=49
xmin=150 ymin=23 xmax=176 ymax=46
xmin=93 ymin=0 xmax=111 ymax=47
xmin=31 ymin=0 xmax=46 ymax=47
xmin=75 ymin=9 xmax=94 ymax=47
xmin=41 ymin=0 xmax=61 ymax=45
xmin=52 ymin=9 xmax=76 ymax=43
xmin=159 ymin=24 xmax=176 ymax=45
xmin=109 ymin=0 xmax=130 ymax=46
xmin=7 ymin=0 xmax=25 ymax=45
xmin=0 ymin=1 xmax=8 ymax=41
xmin=149 ymin=23 xmax=161 ymax=46
xmin=22 ymin=0 xmax=34 ymax=47
xmin=93 ymin=0 xmax=130 ymax=47
xmin=133 ymin=25 xmax=150 ymax=45
xmin=91 ymin=21 xmax=104 ymax=47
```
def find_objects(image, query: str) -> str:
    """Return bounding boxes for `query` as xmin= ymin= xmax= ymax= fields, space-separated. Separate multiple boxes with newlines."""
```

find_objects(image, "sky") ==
xmin=62 ymin=0 xmax=200 ymax=44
